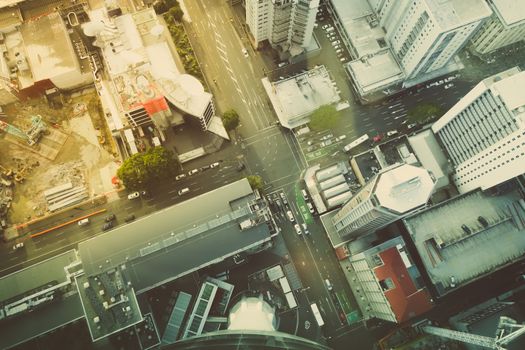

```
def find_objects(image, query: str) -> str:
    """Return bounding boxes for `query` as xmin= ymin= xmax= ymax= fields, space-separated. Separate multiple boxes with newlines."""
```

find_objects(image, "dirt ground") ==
xmin=0 ymin=90 xmax=119 ymax=225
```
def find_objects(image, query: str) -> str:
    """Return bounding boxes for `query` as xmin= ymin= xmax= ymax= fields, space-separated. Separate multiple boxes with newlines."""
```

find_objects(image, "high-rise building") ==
xmin=470 ymin=0 xmax=525 ymax=55
xmin=373 ymin=0 xmax=492 ymax=79
xmin=432 ymin=67 xmax=525 ymax=194
xmin=322 ymin=163 xmax=435 ymax=247
xmin=245 ymin=0 xmax=319 ymax=57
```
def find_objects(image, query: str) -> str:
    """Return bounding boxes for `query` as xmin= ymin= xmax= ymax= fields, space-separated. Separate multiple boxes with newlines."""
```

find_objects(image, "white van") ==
xmin=78 ymin=218 xmax=90 ymax=226
xmin=178 ymin=188 xmax=190 ymax=195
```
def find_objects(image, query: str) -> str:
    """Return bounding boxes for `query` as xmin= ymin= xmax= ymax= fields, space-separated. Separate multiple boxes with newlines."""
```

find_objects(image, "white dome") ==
xmin=228 ymin=296 xmax=276 ymax=332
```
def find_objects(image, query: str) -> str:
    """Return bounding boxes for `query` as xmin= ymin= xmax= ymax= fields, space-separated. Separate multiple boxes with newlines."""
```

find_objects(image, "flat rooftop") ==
xmin=348 ymin=49 xmax=404 ymax=94
xmin=262 ymin=65 xmax=340 ymax=129
xmin=426 ymin=0 xmax=493 ymax=30
xmin=330 ymin=0 xmax=386 ymax=57
xmin=489 ymin=0 xmax=525 ymax=25
xmin=403 ymin=189 xmax=525 ymax=296
xmin=78 ymin=178 xmax=272 ymax=293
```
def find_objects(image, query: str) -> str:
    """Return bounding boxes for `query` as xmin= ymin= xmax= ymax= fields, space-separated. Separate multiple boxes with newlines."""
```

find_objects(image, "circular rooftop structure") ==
xmin=228 ymin=296 xmax=276 ymax=332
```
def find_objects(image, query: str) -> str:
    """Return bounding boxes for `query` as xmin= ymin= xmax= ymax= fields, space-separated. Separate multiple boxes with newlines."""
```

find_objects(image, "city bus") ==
xmin=343 ymin=134 xmax=369 ymax=152
xmin=310 ymin=302 xmax=325 ymax=327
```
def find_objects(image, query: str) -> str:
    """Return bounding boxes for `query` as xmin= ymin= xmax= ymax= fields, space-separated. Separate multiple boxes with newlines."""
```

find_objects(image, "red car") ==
xmin=373 ymin=134 xmax=383 ymax=142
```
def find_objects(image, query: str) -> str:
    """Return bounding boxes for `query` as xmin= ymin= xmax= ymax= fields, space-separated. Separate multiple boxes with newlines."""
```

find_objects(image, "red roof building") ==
xmin=349 ymin=236 xmax=433 ymax=323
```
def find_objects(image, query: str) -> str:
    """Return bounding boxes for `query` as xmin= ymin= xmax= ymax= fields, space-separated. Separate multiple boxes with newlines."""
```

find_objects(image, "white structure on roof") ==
xmin=228 ymin=296 xmax=276 ymax=332
xmin=376 ymin=0 xmax=492 ymax=80
xmin=261 ymin=65 xmax=341 ymax=129
xmin=470 ymin=0 xmax=525 ymax=55
xmin=245 ymin=0 xmax=319 ymax=57
xmin=432 ymin=67 xmax=525 ymax=194
xmin=328 ymin=163 xmax=435 ymax=245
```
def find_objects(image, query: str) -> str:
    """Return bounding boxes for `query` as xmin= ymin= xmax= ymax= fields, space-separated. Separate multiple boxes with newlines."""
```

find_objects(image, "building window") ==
xmin=379 ymin=278 xmax=395 ymax=291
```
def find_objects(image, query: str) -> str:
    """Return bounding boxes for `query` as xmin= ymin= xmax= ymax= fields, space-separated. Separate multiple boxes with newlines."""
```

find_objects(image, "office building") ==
xmin=470 ymin=0 xmax=525 ymax=55
xmin=321 ymin=163 xmax=435 ymax=248
xmin=432 ymin=67 xmax=525 ymax=194
xmin=403 ymin=186 xmax=525 ymax=297
xmin=245 ymin=0 xmax=319 ymax=57
xmin=349 ymin=236 xmax=433 ymax=323
xmin=376 ymin=0 xmax=492 ymax=79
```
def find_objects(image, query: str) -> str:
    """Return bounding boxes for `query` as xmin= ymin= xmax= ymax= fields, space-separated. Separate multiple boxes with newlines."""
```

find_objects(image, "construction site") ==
xmin=0 ymin=89 xmax=120 ymax=239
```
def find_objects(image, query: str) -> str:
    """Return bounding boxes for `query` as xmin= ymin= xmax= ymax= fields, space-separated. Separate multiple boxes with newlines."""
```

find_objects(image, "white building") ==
xmin=470 ymin=0 xmax=525 ymax=55
xmin=321 ymin=163 xmax=435 ymax=248
xmin=432 ymin=67 xmax=525 ymax=194
xmin=376 ymin=0 xmax=492 ymax=79
xmin=245 ymin=0 xmax=319 ymax=57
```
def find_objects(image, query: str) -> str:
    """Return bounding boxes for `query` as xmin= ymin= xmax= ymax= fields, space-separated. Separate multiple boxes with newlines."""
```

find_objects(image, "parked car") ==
xmin=407 ymin=123 xmax=417 ymax=129
xmin=210 ymin=162 xmax=220 ymax=168
xmin=12 ymin=242 xmax=24 ymax=250
xmin=286 ymin=210 xmax=295 ymax=222
xmin=294 ymin=224 xmax=302 ymax=235
xmin=188 ymin=168 xmax=199 ymax=176
xmin=301 ymin=223 xmax=310 ymax=235
xmin=321 ymin=24 xmax=330 ymax=30
xmin=444 ymin=83 xmax=454 ymax=89
xmin=102 ymin=222 xmax=113 ymax=231
xmin=175 ymin=173 xmax=186 ymax=181
xmin=280 ymin=192 xmax=288 ymax=205
xmin=331 ymin=40 xmax=341 ymax=46
xmin=340 ymin=57 xmax=347 ymax=62
xmin=335 ymin=49 xmax=343 ymax=54
xmin=336 ymin=135 xmax=347 ymax=141
xmin=333 ymin=45 xmax=341 ymax=50
xmin=386 ymin=130 xmax=399 ymax=137
xmin=278 ymin=62 xmax=288 ymax=68
xmin=242 ymin=48 xmax=249 ymax=58
xmin=321 ymin=133 xmax=334 ymax=140
xmin=320 ymin=139 xmax=333 ymax=147
xmin=105 ymin=214 xmax=116 ymax=222
xmin=124 ymin=215 xmax=136 ymax=223
xmin=373 ymin=134 xmax=383 ymax=142
xmin=306 ymin=202 xmax=316 ymax=214
xmin=178 ymin=188 xmax=190 ymax=195
xmin=301 ymin=189 xmax=309 ymax=201
xmin=127 ymin=191 xmax=140 ymax=200
xmin=78 ymin=218 xmax=90 ymax=226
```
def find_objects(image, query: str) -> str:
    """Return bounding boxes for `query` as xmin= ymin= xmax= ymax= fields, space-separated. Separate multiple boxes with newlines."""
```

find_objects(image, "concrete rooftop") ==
xmin=491 ymin=0 xmax=525 ymax=25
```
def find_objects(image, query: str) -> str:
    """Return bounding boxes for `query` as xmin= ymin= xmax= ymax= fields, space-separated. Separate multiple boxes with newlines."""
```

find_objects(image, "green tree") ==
xmin=247 ymin=175 xmax=264 ymax=190
xmin=407 ymin=103 xmax=444 ymax=124
xmin=117 ymin=146 xmax=179 ymax=190
xmin=222 ymin=109 xmax=240 ymax=131
xmin=308 ymin=105 xmax=340 ymax=131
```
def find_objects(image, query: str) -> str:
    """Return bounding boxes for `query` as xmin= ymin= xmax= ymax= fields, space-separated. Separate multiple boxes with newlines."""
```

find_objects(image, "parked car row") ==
xmin=175 ymin=161 xmax=222 ymax=181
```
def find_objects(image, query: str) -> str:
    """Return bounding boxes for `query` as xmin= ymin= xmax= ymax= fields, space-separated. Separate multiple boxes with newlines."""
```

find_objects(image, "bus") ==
xmin=310 ymin=303 xmax=325 ymax=327
xmin=343 ymin=134 xmax=369 ymax=152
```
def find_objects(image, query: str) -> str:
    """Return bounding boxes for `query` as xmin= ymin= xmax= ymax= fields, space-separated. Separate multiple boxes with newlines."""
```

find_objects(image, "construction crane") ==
xmin=420 ymin=316 xmax=525 ymax=349
xmin=0 ymin=115 xmax=47 ymax=146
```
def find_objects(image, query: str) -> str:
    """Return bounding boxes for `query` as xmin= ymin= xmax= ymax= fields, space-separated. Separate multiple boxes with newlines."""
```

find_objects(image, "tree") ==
xmin=407 ymin=103 xmax=444 ymax=124
xmin=222 ymin=109 xmax=240 ymax=131
xmin=308 ymin=105 xmax=340 ymax=131
xmin=117 ymin=146 xmax=179 ymax=190
xmin=247 ymin=175 xmax=264 ymax=190
xmin=168 ymin=6 xmax=184 ymax=22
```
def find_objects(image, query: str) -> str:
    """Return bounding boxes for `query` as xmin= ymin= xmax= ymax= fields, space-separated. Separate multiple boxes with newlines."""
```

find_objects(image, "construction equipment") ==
xmin=0 ymin=115 xmax=47 ymax=146
xmin=419 ymin=316 xmax=525 ymax=349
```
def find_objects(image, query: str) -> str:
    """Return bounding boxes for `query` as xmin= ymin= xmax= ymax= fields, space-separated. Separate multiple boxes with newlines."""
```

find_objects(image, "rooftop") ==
xmin=78 ymin=178 xmax=273 ymax=293
xmin=403 ymin=188 xmax=525 ymax=296
xmin=490 ymin=0 xmax=525 ymax=25
xmin=374 ymin=163 xmax=435 ymax=214
xmin=425 ymin=0 xmax=493 ymax=30
xmin=347 ymin=49 xmax=404 ymax=94
xmin=262 ymin=65 xmax=341 ymax=129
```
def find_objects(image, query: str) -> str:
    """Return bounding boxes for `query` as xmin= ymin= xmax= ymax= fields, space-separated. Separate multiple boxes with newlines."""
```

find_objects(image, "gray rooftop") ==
xmin=491 ymin=0 xmax=525 ymax=25
xmin=78 ymin=179 xmax=272 ymax=293
xmin=403 ymin=188 xmax=525 ymax=296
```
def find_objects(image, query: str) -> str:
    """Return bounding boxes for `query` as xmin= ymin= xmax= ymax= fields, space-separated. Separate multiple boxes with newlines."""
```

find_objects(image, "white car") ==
xmin=321 ymin=133 xmax=334 ymax=140
xmin=331 ymin=40 xmax=341 ymax=46
xmin=340 ymin=57 xmax=347 ymax=63
xmin=78 ymin=218 xmax=90 ymax=226
xmin=210 ymin=162 xmax=220 ymax=168
xmin=386 ymin=130 xmax=399 ymax=137
xmin=294 ymin=224 xmax=302 ymax=235
xmin=188 ymin=169 xmax=199 ymax=176
xmin=127 ymin=191 xmax=140 ymax=200
xmin=444 ymin=83 xmax=454 ymax=89
xmin=286 ymin=210 xmax=295 ymax=222
xmin=301 ymin=223 xmax=310 ymax=235
xmin=321 ymin=24 xmax=330 ymax=30
xmin=407 ymin=123 xmax=417 ymax=129
xmin=336 ymin=135 xmax=347 ymax=141
xmin=242 ymin=48 xmax=249 ymax=58
xmin=306 ymin=202 xmax=315 ymax=214
xmin=12 ymin=242 xmax=24 ymax=250
xmin=175 ymin=174 xmax=186 ymax=181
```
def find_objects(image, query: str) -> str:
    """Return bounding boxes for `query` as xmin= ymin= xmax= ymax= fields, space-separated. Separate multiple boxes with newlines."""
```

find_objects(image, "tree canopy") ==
xmin=308 ymin=105 xmax=340 ymax=131
xmin=117 ymin=146 xmax=179 ymax=190
xmin=222 ymin=109 xmax=240 ymax=131
xmin=247 ymin=175 xmax=264 ymax=190
xmin=407 ymin=103 xmax=444 ymax=124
